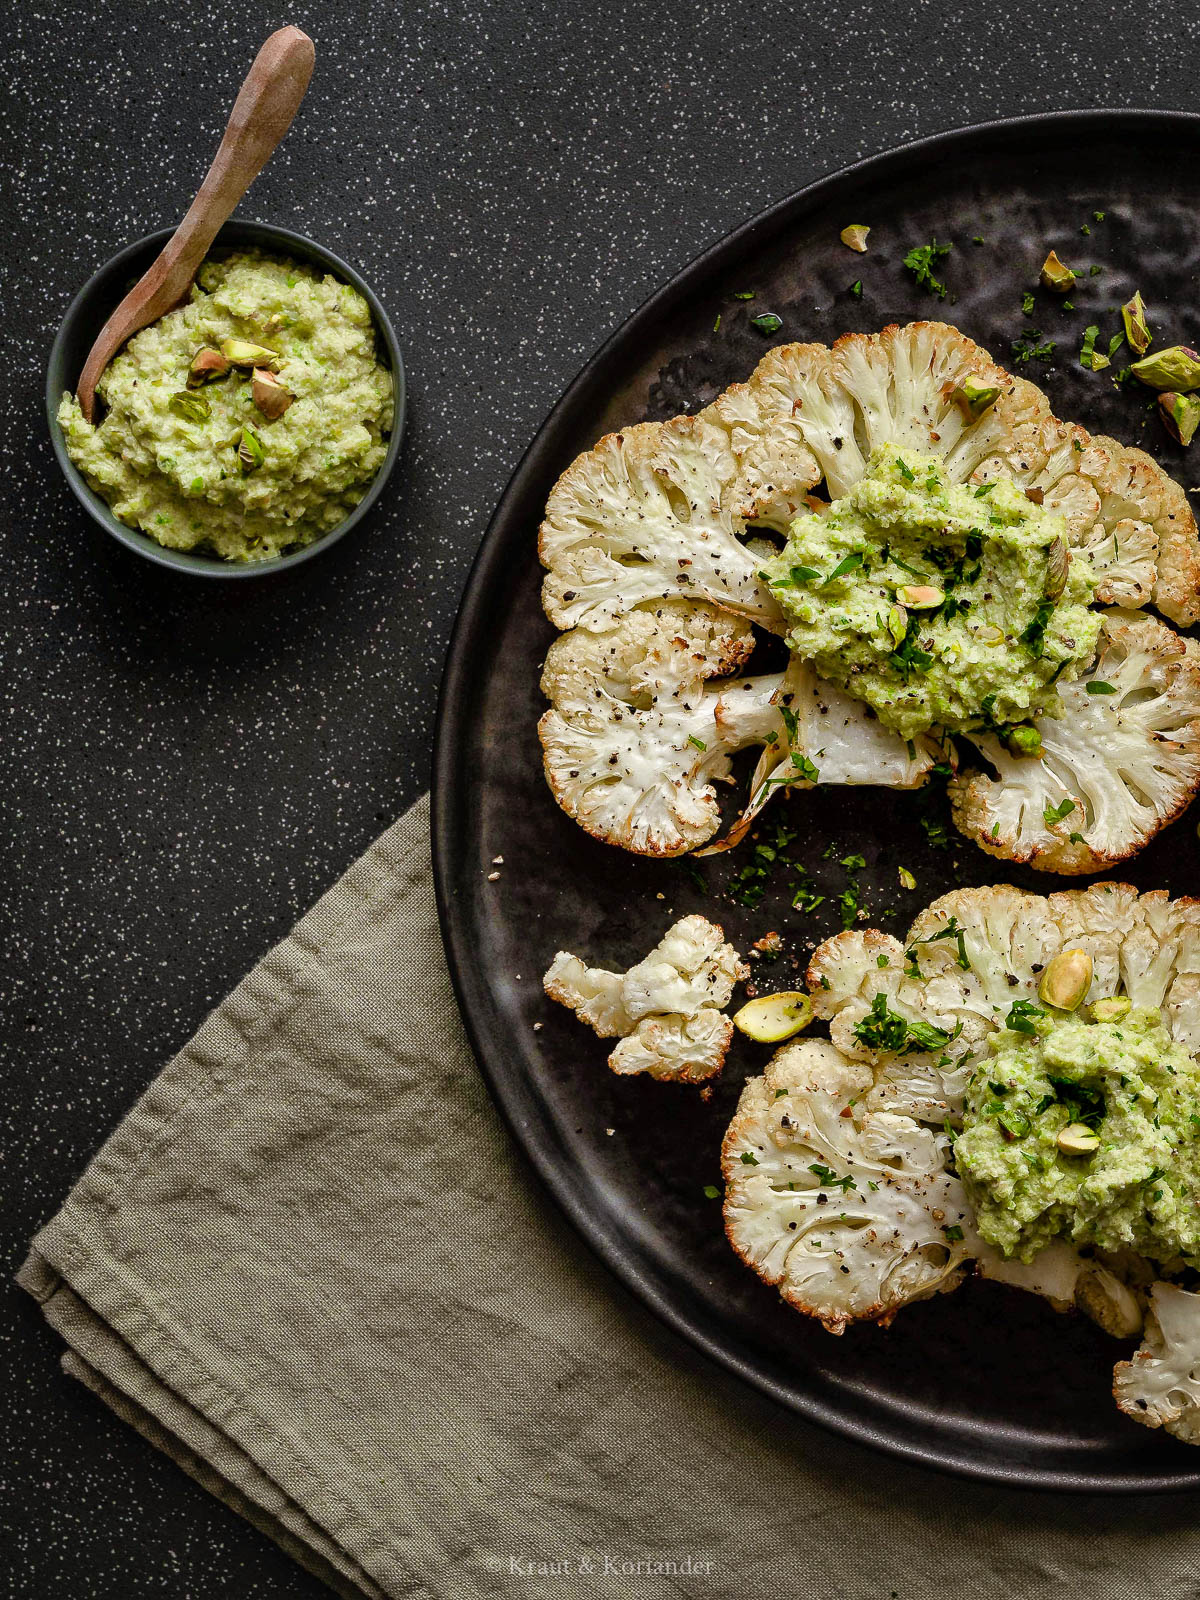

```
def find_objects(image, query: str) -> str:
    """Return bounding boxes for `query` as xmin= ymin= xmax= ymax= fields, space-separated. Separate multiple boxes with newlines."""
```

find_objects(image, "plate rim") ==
xmin=432 ymin=108 xmax=1200 ymax=1494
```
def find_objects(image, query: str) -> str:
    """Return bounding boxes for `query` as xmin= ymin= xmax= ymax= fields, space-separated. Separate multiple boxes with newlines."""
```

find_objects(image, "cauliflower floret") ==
xmin=543 ymin=914 xmax=748 ymax=1083
xmin=539 ymin=416 xmax=783 ymax=632
xmin=733 ymin=323 xmax=1031 ymax=500
xmin=1114 ymin=1283 xmax=1200 ymax=1445
xmin=701 ymin=655 xmax=937 ymax=854
xmin=973 ymin=1239 xmax=1084 ymax=1313
xmin=808 ymin=884 xmax=1200 ymax=1121
xmin=540 ymin=601 xmax=930 ymax=857
xmin=950 ymin=610 xmax=1200 ymax=873
xmin=538 ymin=603 xmax=778 ymax=856
xmin=722 ymin=1038 xmax=973 ymax=1331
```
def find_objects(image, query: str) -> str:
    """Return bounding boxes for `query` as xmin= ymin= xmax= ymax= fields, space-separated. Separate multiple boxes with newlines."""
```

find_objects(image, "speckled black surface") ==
xmin=7 ymin=1 xmax=1200 ymax=1593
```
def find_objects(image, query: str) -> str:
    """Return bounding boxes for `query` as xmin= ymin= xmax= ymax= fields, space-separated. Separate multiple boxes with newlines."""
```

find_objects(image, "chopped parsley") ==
xmin=809 ymin=1162 xmax=857 ymax=1192
xmin=1086 ymin=680 xmax=1117 ymax=695
xmin=1011 ymin=330 xmax=1056 ymax=365
xmin=853 ymin=992 xmax=955 ymax=1056
xmin=903 ymin=239 xmax=952 ymax=298
xmin=750 ymin=312 xmax=783 ymax=334
xmin=1005 ymin=999 xmax=1045 ymax=1036
xmin=1043 ymin=797 xmax=1076 ymax=826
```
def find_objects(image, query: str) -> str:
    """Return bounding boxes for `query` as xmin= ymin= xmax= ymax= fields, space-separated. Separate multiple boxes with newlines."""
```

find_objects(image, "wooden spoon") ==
xmin=76 ymin=26 xmax=315 ymax=422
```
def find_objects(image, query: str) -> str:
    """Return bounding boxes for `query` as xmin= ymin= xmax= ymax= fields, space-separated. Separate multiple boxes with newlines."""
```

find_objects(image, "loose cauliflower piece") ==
xmin=950 ymin=610 xmax=1200 ymax=873
xmin=539 ymin=601 xmax=929 ymax=857
xmin=722 ymin=1037 xmax=972 ymax=1332
xmin=539 ymin=416 xmax=784 ymax=633
xmin=1114 ymin=1283 xmax=1200 ymax=1445
xmin=543 ymin=914 xmax=748 ymax=1083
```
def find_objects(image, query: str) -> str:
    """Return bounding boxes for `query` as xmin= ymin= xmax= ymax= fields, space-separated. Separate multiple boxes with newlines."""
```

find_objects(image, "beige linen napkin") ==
xmin=19 ymin=794 xmax=1200 ymax=1598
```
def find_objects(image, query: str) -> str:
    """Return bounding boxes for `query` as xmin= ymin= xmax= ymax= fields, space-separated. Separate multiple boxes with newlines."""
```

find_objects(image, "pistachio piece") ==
xmin=1158 ymin=391 xmax=1200 ymax=447
xmin=733 ymin=992 xmax=813 ymax=1044
xmin=895 ymin=584 xmax=944 ymax=610
xmin=951 ymin=375 xmax=1001 ymax=417
xmin=1038 ymin=947 xmax=1093 ymax=1012
xmin=1057 ymin=1122 xmax=1100 ymax=1156
xmin=1121 ymin=291 xmax=1151 ymax=355
xmin=1131 ymin=345 xmax=1200 ymax=392
xmin=251 ymin=368 xmax=294 ymax=421
xmin=1090 ymin=995 xmax=1132 ymax=1024
xmin=978 ymin=623 xmax=1006 ymax=646
xmin=840 ymin=224 xmax=870 ymax=253
xmin=220 ymin=338 xmax=279 ymax=369
xmin=1039 ymin=249 xmax=1076 ymax=292
xmin=237 ymin=426 xmax=265 ymax=473
xmin=1003 ymin=723 xmax=1043 ymax=757
xmin=187 ymin=346 xmax=230 ymax=387
xmin=1045 ymin=536 xmax=1070 ymax=601
xmin=1074 ymin=1264 xmax=1143 ymax=1340
xmin=168 ymin=390 xmax=210 ymax=424
xmin=1023 ymin=485 xmax=1045 ymax=504
xmin=886 ymin=604 xmax=908 ymax=645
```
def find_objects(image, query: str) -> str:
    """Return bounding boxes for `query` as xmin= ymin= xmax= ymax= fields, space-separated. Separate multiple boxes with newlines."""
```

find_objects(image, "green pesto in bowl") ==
xmin=57 ymin=249 xmax=394 ymax=564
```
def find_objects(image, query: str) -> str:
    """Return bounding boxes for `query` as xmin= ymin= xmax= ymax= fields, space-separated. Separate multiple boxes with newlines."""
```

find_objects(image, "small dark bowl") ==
xmin=46 ymin=220 xmax=406 ymax=578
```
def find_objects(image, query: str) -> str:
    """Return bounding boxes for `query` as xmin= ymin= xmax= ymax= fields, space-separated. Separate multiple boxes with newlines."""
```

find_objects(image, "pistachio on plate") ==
xmin=1090 ymin=995 xmax=1132 ymax=1023
xmin=733 ymin=992 xmax=813 ymax=1044
xmin=840 ymin=224 xmax=870 ymax=253
xmin=1121 ymin=291 xmax=1151 ymax=355
xmin=1131 ymin=345 xmax=1200 ymax=392
xmin=1159 ymin=391 xmax=1200 ymax=447
xmin=1038 ymin=947 xmax=1093 ymax=1012
xmin=951 ymin=375 xmax=1000 ymax=417
xmin=1039 ymin=249 xmax=1076 ymax=293
xmin=1057 ymin=1121 xmax=1101 ymax=1156
xmin=896 ymin=584 xmax=944 ymax=610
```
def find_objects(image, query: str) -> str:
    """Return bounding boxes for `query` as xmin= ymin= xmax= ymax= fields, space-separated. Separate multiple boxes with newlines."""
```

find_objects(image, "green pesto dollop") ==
xmin=956 ymin=1008 xmax=1200 ymax=1264
xmin=58 ymin=250 xmax=393 ymax=563
xmin=764 ymin=445 xmax=1100 ymax=741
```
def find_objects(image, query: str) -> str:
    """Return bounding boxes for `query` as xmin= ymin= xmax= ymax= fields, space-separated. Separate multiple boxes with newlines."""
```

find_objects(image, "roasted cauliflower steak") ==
xmin=537 ymin=322 xmax=1200 ymax=868
xmin=723 ymin=884 xmax=1200 ymax=1342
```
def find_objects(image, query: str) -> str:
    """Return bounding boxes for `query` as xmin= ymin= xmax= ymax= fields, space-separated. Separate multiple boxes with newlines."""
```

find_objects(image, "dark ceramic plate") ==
xmin=433 ymin=111 xmax=1200 ymax=1491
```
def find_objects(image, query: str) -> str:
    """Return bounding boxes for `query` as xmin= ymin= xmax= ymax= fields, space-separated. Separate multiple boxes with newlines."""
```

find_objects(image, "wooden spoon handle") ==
xmin=76 ymin=26 xmax=315 ymax=421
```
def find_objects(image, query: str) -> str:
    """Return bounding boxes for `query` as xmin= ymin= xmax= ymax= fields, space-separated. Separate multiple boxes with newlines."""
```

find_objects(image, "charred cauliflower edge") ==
xmin=536 ymin=321 xmax=1200 ymax=870
xmin=723 ymin=882 xmax=1200 ymax=1443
